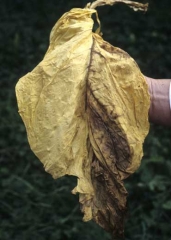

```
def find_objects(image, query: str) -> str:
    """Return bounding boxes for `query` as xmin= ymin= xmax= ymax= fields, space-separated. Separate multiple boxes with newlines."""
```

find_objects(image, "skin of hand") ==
xmin=145 ymin=77 xmax=171 ymax=126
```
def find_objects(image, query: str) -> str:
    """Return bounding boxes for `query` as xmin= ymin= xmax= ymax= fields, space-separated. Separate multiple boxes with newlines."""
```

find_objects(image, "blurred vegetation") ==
xmin=0 ymin=0 xmax=171 ymax=239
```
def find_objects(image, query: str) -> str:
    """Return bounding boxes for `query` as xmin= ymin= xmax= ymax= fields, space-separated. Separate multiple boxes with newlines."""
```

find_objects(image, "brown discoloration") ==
xmin=79 ymin=31 xmax=149 ymax=239
xmin=100 ymin=40 xmax=130 ymax=59
xmin=84 ymin=36 xmax=132 ymax=239
xmin=91 ymin=155 xmax=127 ymax=238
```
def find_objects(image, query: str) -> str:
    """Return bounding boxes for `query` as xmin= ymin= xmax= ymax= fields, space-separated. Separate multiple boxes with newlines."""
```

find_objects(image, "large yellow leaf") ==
xmin=16 ymin=0 xmax=150 ymax=238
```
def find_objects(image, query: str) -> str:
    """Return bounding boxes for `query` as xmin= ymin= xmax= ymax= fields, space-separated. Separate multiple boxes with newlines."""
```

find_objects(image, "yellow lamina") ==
xmin=16 ymin=1 xmax=149 ymax=238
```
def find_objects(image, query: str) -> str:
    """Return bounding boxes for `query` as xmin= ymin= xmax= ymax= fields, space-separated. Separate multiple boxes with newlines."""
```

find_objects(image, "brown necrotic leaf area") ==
xmin=87 ymin=38 xmax=130 ymax=238
xmin=85 ymin=34 xmax=149 ymax=238
xmin=16 ymin=2 xmax=150 ymax=239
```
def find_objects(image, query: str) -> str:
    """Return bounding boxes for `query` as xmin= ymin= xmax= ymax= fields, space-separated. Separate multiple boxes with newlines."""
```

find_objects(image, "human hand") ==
xmin=145 ymin=77 xmax=171 ymax=126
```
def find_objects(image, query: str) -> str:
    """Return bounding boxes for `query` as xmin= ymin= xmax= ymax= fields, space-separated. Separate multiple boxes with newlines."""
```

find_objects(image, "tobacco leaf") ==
xmin=15 ymin=1 xmax=150 ymax=239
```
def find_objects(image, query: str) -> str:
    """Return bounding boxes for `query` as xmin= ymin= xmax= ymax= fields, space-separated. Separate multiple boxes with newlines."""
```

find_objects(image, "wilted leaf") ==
xmin=16 ymin=0 xmax=150 ymax=238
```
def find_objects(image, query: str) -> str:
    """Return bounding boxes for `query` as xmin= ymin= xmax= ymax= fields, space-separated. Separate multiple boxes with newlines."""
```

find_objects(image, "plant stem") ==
xmin=88 ymin=0 xmax=148 ymax=12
